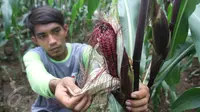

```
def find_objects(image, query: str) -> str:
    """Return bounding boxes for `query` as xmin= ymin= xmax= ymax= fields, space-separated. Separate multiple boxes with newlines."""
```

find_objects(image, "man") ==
xmin=23 ymin=6 xmax=150 ymax=112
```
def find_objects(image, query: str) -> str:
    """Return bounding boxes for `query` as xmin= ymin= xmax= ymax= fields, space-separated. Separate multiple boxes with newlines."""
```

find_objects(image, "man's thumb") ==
xmin=64 ymin=77 xmax=82 ymax=95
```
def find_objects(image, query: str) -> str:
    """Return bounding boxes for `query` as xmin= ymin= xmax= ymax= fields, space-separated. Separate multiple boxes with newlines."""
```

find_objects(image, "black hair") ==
xmin=24 ymin=6 xmax=64 ymax=36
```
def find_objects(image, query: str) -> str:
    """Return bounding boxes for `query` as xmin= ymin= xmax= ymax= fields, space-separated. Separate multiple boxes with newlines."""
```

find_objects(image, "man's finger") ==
xmin=131 ymin=84 xmax=149 ymax=99
xmin=82 ymin=95 xmax=92 ymax=112
xmin=126 ymin=104 xmax=148 ymax=112
xmin=63 ymin=77 xmax=82 ymax=96
xmin=62 ymin=94 xmax=85 ymax=109
xmin=73 ymin=95 xmax=89 ymax=111
xmin=126 ymin=96 xmax=149 ymax=107
xmin=55 ymin=84 xmax=71 ymax=105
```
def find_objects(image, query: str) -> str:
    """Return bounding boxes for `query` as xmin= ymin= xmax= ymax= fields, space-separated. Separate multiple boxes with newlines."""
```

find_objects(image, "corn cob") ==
xmin=148 ymin=2 xmax=170 ymax=88
xmin=88 ymin=20 xmax=132 ymax=110
xmin=88 ymin=20 xmax=118 ymax=78
xmin=152 ymin=8 xmax=169 ymax=57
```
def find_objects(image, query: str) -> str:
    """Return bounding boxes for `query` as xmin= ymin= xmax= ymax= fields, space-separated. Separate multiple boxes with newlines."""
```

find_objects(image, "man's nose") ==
xmin=48 ymin=35 xmax=57 ymax=46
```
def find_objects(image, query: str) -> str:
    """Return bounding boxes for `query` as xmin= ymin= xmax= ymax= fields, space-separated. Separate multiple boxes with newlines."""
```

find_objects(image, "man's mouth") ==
xmin=49 ymin=46 xmax=60 ymax=52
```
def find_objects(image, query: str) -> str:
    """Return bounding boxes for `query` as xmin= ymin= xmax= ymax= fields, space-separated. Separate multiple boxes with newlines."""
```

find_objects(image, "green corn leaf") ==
xmin=189 ymin=4 xmax=200 ymax=62
xmin=9 ymin=0 xmax=18 ymax=14
xmin=9 ymin=0 xmax=18 ymax=27
xmin=118 ymin=0 xmax=140 ymax=58
xmin=167 ymin=3 xmax=173 ymax=24
xmin=118 ymin=0 xmax=146 ymax=73
xmin=164 ymin=64 xmax=181 ymax=89
xmin=1 ymin=0 xmax=12 ymax=38
xmin=169 ymin=0 xmax=199 ymax=57
xmin=69 ymin=0 xmax=85 ymax=37
xmin=171 ymin=87 xmax=200 ymax=112
xmin=162 ymin=81 xmax=177 ymax=103
xmin=153 ymin=42 xmax=196 ymax=89
xmin=71 ymin=0 xmax=85 ymax=24
xmin=87 ymin=0 xmax=100 ymax=19
xmin=48 ymin=0 xmax=54 ymax=6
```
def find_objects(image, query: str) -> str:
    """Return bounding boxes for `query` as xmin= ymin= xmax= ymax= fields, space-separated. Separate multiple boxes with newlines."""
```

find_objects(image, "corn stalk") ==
xmin=132 ymin=0 xmax=149 ymax=91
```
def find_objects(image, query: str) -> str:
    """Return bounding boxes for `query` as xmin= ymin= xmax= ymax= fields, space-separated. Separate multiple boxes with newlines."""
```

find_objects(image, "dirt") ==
xmin=0 ymin=41 xmax=200 ymax=112
xmin=176 ymin=58 xmax=200 ymax=93
xmin=0 ymin=41 xmax=37 ymax=112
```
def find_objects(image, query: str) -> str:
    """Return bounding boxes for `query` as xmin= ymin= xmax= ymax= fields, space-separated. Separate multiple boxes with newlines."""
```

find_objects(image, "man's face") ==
xmin=32 ymin=23 xmax=68 ymax=60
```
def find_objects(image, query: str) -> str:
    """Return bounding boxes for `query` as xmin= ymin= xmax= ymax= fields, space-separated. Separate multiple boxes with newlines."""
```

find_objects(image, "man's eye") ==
xmin=54 ymin=29 xmax=61 ymax=33
xmin=38 ymin=35 xmax=46 ymax=39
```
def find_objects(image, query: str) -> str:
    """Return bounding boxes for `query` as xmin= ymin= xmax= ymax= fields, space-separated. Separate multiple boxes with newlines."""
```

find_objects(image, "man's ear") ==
xmin=63 ymin=24 xmax=68 ymax=31
xmin=31 ymin=36 xmax=38 ymax=45
xmin=63 ymin=24 xmax=68 ymax=38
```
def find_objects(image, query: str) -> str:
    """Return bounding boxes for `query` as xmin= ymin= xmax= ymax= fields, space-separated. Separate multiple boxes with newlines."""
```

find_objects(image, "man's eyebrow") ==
xmin=51 ymin=26 xmax=61 ymax=32
xmin=35 ymin=32 xmax=46 ymax=36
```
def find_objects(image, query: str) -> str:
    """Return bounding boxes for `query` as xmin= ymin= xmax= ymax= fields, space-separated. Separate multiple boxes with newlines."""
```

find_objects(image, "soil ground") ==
xmin=0 ymin=42 xmax=199 ymax=112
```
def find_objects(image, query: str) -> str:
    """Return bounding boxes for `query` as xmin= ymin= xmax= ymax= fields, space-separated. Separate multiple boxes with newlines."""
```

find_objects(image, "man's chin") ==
xmin=51 ymin=53 xmax=61 ymax=57
xmin=48 ymin=52 xmax=60 ymax=58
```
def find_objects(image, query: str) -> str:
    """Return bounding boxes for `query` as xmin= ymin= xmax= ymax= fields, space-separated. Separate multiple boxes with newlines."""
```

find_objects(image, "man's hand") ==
xmin=125 ymin=83 xmax=150 ymax=112
xmin=51 ymin=77 xmax=92 ymax=112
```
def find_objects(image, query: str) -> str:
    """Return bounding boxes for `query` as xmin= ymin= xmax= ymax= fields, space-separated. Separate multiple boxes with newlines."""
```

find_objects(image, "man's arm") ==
xmin=23 ymin=51 xmax=58 ymax=98
xmin=23 ymin=51 xmax=92 ymax=111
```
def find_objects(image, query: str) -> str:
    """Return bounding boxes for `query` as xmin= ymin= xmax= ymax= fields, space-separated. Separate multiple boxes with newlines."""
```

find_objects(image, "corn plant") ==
xmin=118 ymin=0 xmax=200 ymax=111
